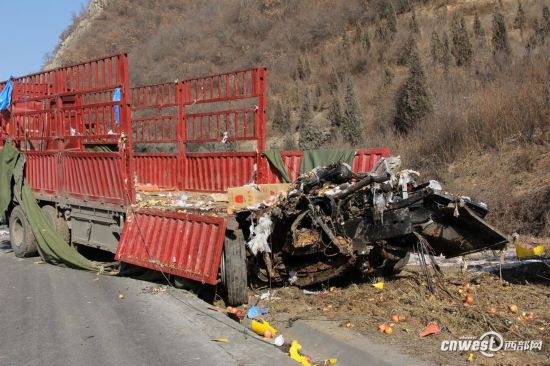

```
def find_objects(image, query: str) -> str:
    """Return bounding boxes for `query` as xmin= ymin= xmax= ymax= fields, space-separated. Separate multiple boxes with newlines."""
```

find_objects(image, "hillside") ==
xmin=45 ymin=0 xmax=549 ymax=237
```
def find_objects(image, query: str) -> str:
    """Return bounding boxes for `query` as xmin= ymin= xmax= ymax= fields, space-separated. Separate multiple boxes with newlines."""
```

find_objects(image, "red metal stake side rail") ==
xmin=0 ymin=53 xmax=133 ymax=206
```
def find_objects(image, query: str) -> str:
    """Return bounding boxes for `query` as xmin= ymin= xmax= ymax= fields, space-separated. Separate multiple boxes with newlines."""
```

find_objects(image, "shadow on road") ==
xmin=0 ymin=239 xmax=12 ymax=254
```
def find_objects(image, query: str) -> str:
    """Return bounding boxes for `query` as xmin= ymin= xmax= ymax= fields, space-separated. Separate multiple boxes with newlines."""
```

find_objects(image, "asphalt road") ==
xmin=0 ymin=232 xmax=292 ymax=366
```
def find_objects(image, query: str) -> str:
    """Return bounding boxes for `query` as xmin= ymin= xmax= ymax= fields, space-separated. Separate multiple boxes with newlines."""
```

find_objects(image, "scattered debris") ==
xmin=247 ymin=305 xmax=268 ymax=319
xmin=117 ymin=293 xmax=125 ymax=299
xmin=419 ymin=321 xmax=441 ymax=337
xmin=259 ymin=290 xmax=279 ymax=301
xmin=247 ymin=214 xmax=273 ymax=255
xmin=271 ymin=334 xmax=285 ymax=347
xmin=514 ymin=240 xmax=545 ymax=259
xmin=372 ymin=282 xmax=384 ymax=290
xmin=226 ymin=306 xmax=244 ymax=319
xmin=211 ymin=338 xmax=229 ymax=343
xmin=289 ymin=340 xmax=312 ymax=366
xmin=302 ymin=289 xmax=321 ymax=295
xmin=250 ymin=319 xmax=278 ymax=338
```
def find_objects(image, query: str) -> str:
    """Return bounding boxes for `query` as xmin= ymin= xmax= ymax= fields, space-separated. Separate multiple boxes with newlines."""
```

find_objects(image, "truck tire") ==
xmin=37 ymin=205 xmax=71 ymax=261
xmin=9 ymin=205 xmax=38 ymax=258
xmin=221 ymin=230 xmax=248 ymax=306
xmin=41 ymin=205 xmax=70 ymax=243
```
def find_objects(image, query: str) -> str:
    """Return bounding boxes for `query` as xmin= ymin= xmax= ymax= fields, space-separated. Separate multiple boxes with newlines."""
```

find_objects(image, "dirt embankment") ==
xmin=444 ymin=143 xmax=550 ymax=237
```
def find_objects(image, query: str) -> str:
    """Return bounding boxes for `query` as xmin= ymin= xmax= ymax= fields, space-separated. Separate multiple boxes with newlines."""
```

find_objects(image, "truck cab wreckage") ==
xmin=244 ymin=158 xmax=508 ymax=287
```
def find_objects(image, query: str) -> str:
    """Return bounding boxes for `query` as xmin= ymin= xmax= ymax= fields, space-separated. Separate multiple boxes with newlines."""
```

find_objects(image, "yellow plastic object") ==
xmin=515 ymin=243 xmax=545 ymax=259
xmin=289 ymin=340 xmax=311 ymax=366
xmin=372 ymin=282 xmax=384 ymax=290
xmin=323 ymin=358 xmax=338 ymax=365
xmin=211 ymin=338 xmax=229 ymax=343
xmin=250 ymin=319 xmax=278 ymax=337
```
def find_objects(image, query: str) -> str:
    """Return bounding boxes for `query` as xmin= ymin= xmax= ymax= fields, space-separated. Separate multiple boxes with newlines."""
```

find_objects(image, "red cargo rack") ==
xmin=0 ymin=53 xmax=134 ymax=206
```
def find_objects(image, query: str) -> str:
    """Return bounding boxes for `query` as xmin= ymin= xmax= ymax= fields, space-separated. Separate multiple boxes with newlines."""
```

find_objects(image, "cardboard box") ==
xmin=227 ymin=183 xmax=290 ymax=213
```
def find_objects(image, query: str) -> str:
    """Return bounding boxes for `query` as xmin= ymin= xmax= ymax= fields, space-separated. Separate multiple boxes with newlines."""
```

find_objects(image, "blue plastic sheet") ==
xmin=112 ymin=87 xmax=121 ymax=127
xmin=247 ymin=305 xmax=268 ymax=319
xmin=0 ymin=80 xmax=13 ymax=111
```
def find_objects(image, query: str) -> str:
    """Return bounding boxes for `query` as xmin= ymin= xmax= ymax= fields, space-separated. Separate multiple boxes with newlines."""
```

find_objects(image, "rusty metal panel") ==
xmin=134 ymin=153 xmax=178 ymax=189
xmin=62 ymin=152 xmax=126 ymax=204
xmin=115 ymin=209 xmax=226 ymax=285
xmin=24 ymin=152 xmax=59 ymax=194
xmin=183 ymin=152 xmax=256 ymax=192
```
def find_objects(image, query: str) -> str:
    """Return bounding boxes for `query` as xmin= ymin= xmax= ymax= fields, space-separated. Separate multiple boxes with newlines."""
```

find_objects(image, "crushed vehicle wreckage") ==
xmin=241 ymin=157 xmax=509 ymax=287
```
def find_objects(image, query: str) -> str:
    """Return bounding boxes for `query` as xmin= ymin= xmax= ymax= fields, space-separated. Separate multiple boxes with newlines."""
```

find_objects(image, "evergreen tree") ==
xmin=295 ymin=54 xmax=311 ymax=80
xmin=409 ymin=7 xmax=420 ymax=34
xmin=430 ymin=30 xmax=442 ymax=64
xmin=398 ymin=33 xmax=417 ymax=66
xmin=441 ymin=32 xmax=451 ymax=72
xmin=394 ymin=47 xmax=431 ymax=134
xmin=513 ymin=1 xmax=526 ymax=36
xmin=328 ymin=96 xmax=344 ymax=135
xmin=473 ymin=12 xmax=487 ymax=47
xmin=363 ymin=28 xmax=372 ymax=51
xmin=543 ymin=6 xmax=550 ymax=38
xmin=451 ymin=14 xmax=473 ymax=66
xmin=303 ymin=54 xmax=311 ymax=78
xmin=492 ymin=8 xmax=510 ymax=55
xmin=387 ymin=2 xmax=398 ymax=35
xmin=313 ymin=84 xmax=322 ymax=111
xmin=374 ymin=17 xmax=388 ymax=42
xmin=342 ymin=78 xmax=365 ymax=146
xmin=273 ymin=99 xmax=291 ymax=134
xmin=354 ymin=21 xmax=363 ymax=43
xmin=328 ymin=68 xmax=340 ymax=95
xmin=296 ymin=56 xmax=305 ymax=80
xmin=342 ymin=32 xmax=351 ymax=50
xmin=383 ymin=68 xmax=394 ymax=86
xmin=298 ymin=91 xmax=324 ymax=150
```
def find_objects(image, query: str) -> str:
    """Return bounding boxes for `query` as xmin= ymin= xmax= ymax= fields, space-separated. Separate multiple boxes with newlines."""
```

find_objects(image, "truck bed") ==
xmin=134 ymin=188 xmax=229 ymax=215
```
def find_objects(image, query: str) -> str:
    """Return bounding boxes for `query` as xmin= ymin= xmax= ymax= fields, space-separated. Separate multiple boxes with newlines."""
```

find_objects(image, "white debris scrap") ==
xmin=247 ymin=214 xmax=272 ymax=255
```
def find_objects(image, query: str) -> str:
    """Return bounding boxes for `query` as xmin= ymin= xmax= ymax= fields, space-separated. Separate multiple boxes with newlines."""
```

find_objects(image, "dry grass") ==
xmin=47 ymin=0 xmax=550 ymax=236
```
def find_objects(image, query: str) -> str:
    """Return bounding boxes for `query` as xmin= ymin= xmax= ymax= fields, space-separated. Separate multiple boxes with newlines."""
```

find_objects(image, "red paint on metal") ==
xmin=0 ymin=53 xmax=134 ymax=206
xmin=25 ymin=152 xmax=59 ymax=194
xmin=62 ymin=152 xmax=126 ymax=204
xmin=352 ymin=148 xmax=391 ymax=173
xmin=115 ymin=209 xmax=226 ymax=285
xmin=134 ymin=153 xmax=178 ymax=189
xmin=182 ymin=152 xmax=256 ymax=192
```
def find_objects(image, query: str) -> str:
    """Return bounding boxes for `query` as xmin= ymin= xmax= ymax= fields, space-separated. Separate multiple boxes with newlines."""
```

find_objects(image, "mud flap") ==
xmin=115 ymin=209 xmax=226 ymax=285
xmin=421 ymin=206 xmax=508 ymax=258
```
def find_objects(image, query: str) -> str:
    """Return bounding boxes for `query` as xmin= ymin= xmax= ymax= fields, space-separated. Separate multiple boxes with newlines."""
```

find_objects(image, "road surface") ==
xmin=0 ymin=232 xmax=292 ymax=366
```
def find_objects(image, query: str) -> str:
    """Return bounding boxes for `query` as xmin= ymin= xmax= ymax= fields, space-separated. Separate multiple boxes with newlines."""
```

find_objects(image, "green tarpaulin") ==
xmin=263 ymin=149 xmax=292 ymax=183
xmin=0 ymin=142 xmax=116 ymax=274
xmin=264 ymin=149 xmax=356 ymax=183
xmin=299 ymin=149 xmax=356 ymax=173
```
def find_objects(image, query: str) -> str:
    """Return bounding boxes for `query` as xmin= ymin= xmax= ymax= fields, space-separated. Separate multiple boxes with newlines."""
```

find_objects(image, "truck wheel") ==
xmin=9 ymin=205 xmax=38 ymax=258
xmin=221 ymin=230 xmax=248 ymax=306
xmin=37 ymin=205 xmax=70 ymax=260
xmin=41 ymin=205 xmax=70 ymax=243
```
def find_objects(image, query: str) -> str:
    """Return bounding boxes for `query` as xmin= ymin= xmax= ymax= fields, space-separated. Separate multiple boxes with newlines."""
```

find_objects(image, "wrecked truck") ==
xmin=0 ymin=54 xmax=507 ymax=308
xmin=242 ymin=159 xmax=509 ymax=287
